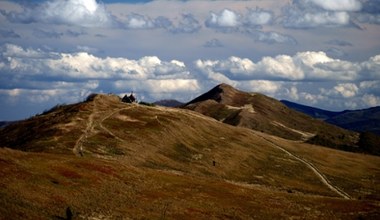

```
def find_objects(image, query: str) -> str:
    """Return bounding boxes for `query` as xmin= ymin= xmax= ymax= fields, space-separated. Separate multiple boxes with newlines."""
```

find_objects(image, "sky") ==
xmin=0 ymin=0 xmax=380 ymax=120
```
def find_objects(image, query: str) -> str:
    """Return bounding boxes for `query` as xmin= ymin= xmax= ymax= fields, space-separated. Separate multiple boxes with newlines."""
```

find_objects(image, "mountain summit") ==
xmin=183 ymin=84 xmax=359 ymax=152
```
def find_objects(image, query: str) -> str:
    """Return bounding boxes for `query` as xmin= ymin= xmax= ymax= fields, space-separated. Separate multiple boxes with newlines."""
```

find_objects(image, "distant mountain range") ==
xmin=153 ymin=99 xmax=184 ymax=107
xmin=281 ymin=100 xmax=380 ymax=135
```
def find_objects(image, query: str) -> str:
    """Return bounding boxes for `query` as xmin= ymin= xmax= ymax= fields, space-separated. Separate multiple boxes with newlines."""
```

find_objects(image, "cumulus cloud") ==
xmin=0 ymin=44 xmax=191 ymax=81
xmin=281 ymin=0 xmax=361 ymax=28
xmin=287 ymin=86 xmax=300 ymax=100
xmin=245 ymin=8 xmax=273 ymax=26
xmin=239 ymin=80 xmax=282 ymax=95
xmin=0 ymin=80 xmax=99 ymax=104
xmin=195 ymin=51 xmax=380 ymax=84
xmin=205 ymin=9 xmax=242 ymax=30
xmin=308 ymin=0 xmax=362 ymax=11
xmin=114 ymin=79 xmax=199 ymax=94
xmin=247 ymin=30 xmax=297 ymax=45
xmin=362 ymin=94 xmax=380 ymax=106
xmin=311 ymin=81 xmax=380 ymax=109
xmin=157 ymin=14 xmax=201 ymax=34
xmin=0 ymin=43 xmax=204 ymax=107
xmin=1 ymin=0 xmax=117 ymax=27
xmin=122 ymin=13 xmax=201 ymax=33
xmin=205 ymin=8 xmax=274 ymax=31
xmin=283 ymin=10 xmax=351 ymax=28
xmin=204 ymin=8 xmax=294 ymax=44
xmin=125 ymin=13 xmax=155 ymax=29
xmin=333 ymin=83 xmax=359 ymax=98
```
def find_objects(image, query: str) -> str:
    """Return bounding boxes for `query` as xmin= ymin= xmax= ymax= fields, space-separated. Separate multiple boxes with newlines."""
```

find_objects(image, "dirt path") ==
xmin=98 ymin=107 xmax=134 ymax=144
xmin=258 ymin=134 xmax=352 ymax=199
xmin=73 ymin=102 xmax=96 ymax=156
xmin=73 ymin=100 xmax=136 ymax=156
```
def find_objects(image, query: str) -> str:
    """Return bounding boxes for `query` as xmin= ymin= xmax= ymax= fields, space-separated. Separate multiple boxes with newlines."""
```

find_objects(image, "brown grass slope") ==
xmin=0 ymin=93 xmax=379 ymax=219
xmin=183 ymin=83 xmax=360 ymax=152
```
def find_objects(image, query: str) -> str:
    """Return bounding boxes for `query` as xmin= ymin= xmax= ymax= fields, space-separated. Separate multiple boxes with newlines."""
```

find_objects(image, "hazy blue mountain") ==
xmin=281 ymin=100 xmax=380 ymax=135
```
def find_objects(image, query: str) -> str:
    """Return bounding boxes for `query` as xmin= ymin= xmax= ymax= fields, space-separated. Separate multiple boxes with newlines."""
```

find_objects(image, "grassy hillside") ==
xmin=183 ymin=84 xmax=361 ymax=153
xmin=0 ymin=93 xmax=379 ymax=219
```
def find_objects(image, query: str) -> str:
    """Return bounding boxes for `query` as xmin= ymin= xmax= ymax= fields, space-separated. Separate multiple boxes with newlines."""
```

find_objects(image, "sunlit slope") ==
xmin=0 ymin=93 xmax=379 ymax=219
xmin=1 ymin=147 xmax=379 ymax=219
xmin=183 ymin=84 xmax=359 ymax=151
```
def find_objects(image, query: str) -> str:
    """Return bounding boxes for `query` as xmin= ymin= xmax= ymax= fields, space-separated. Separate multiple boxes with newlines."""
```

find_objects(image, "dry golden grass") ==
xmin=0 ymin=94 xmax=379 ymax=219
xmin=271 ymin=136 xmax=380 ymax=200
xmin=1 ymin=148 xmax=379 ymax=219
xmin=184 ymin=84 xmax=359 ymax=151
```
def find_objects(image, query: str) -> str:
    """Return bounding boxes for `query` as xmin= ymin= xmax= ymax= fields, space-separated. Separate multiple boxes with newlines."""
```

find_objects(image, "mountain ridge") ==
xmin=182 ymin=84 xmax=360 ymax=153
xmin=281 ymin=100 xmax=380 ymax=135
xmin=1 ymin=91 xmax=379 ymax=218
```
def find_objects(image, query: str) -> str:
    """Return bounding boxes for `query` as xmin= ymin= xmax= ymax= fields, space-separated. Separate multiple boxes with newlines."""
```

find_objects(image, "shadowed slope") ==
xmin=281 ymin=100 xmax=380 ymax=135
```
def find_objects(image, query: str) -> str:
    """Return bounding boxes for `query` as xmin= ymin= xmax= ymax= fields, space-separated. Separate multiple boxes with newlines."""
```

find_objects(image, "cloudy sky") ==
xmin=0 ymin=0 xmax=379 ymax=120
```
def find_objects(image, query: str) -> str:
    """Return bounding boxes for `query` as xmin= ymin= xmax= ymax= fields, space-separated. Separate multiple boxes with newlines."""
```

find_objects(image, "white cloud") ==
xmin=288 ymin=86 xmax=299 ymax=100
xmin=240 ymin=80 xmax=282 ymax=95
xmin=0 ymin=80 xmax=98 ymax=104
xmin=122 ymin=13 xmax=201 ymax=33
xmin=245 ymin=8 xmax=273 ymax=26
xmin=170 ymin=14 xmax=202 ymax=34
xmin=362 ymin=94 xmax=380 ymax=107
xmin=205 ymin=8 xmax=274 ymax=30
xmin=247 ymin=30 xmax=297 ymax=45
xmin=333 ymin=83 xmax=359 ymax=98
xmin=203 ymin=8 xmax=295 ymax=44
xmin=2 ymin=0 xmax=116 ymax=27
xmin=281 ymin=0 xmax=358 ymax=28
xmin=125 ymin=13 xmax=155 ymax=29
xmin=205 ymin=9 xmax=241 ymax=29
xmin=0 ymin=44 xmax=190 ymax=81
xmin=308 ymin=0 xmax=362 ymax=11
xmin=115 ymin=79 xmax=199 ymax=94
xmin=0 ymin=43 xmax=201 ymax=107
xmin=258 ymin=55 xmax=304 ymax=80
xmin=283 ymin=10 xmax=351 ymax=28
xmin=195 ymin=51 xmax=380 ymax=82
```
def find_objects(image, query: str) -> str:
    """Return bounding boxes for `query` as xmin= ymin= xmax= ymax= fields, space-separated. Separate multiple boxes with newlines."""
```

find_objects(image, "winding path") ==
xmin=73 ymin=100 xmax=136 ymax=156
xmin=258 ymin=134 xmax=352 ymax=199
xmin=98 ymin=107 xmax=133 ymax=144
